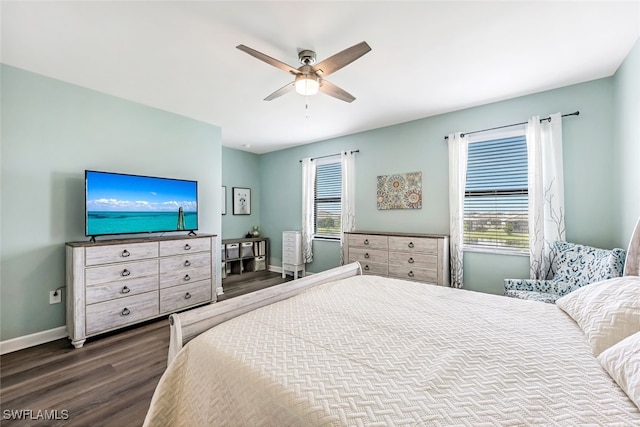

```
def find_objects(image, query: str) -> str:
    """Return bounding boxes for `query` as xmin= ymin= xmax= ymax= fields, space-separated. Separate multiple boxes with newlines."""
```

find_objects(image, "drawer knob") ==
xmin=121 ymin=269 xmax=131 ymax=277
xmin=121 ymin=286 xmax=131 ymax=294
xmin=184 ymin=244 xmax=191 ymax=251
xmin=184 ymin=274 xmax=191 ymax=281
xmin=364 ymin=253 xmax=370 ymax=259
xmin=185 ymin=292 xmax=192 ymax=300
xmin=408 ymin=271 xmax=414 ymax=277
xmin=364 ymin=239 xmax=369 ymax=245
xmin=408 ymin=242 xmax=414 ymax=248
xmin=121 ymin=308 xmax=130 ymax=316
xmin=364 ymin=265 xmax=370 ymax=271
xmin=121 ymin=249 xmax=130 ymax=258
xmin=408 ymin=257 xmax=414 ymax=264
xmin=184 ymin=260 xmax=191 ymax=267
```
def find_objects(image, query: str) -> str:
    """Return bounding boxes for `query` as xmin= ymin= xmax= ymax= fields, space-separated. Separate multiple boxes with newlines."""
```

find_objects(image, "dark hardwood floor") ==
xmin=218 ymin=269 xmax=292 ymax=301
xmin=0 ymin=271 xmax=289 ymax=427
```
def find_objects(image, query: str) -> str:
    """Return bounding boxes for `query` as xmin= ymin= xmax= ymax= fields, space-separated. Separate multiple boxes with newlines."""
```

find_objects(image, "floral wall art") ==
xmin=377 ymin=172 xmax=422 ymax=210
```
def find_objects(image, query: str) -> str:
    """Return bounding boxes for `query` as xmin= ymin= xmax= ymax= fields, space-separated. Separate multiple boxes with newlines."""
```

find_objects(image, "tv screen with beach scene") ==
xmin=85 ymin=170 xmax=198 ymax=237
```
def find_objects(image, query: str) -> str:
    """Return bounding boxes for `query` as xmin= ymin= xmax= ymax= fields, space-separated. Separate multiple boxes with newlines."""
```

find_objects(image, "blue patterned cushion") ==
xmin=552 ymin=242 xmax=626 ymax=296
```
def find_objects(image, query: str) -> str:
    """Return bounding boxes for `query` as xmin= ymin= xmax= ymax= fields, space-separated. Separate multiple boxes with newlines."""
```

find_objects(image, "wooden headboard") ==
xmin=624 ymin=216 xmax=640 ymax=276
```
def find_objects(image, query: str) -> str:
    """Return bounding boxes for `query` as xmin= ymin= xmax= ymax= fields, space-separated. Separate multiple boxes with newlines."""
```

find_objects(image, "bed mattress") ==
xmin=144 ymin=275 xmax=640 ymax=426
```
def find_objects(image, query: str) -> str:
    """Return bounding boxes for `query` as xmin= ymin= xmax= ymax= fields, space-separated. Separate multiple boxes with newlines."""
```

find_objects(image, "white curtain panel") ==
xmin=448 ymin=132 xmax=468 ymax=288
xmin=526 ymin=113 xmax=566 ymax=280
xmin=301 ymin=158 xmax=316 ymax=263
xmin=340 ymin=151 xmax=356 ymax=265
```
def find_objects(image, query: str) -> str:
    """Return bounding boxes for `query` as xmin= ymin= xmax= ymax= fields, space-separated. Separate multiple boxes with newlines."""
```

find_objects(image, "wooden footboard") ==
xmin=167 ymin=262 xmax=363 ymax=364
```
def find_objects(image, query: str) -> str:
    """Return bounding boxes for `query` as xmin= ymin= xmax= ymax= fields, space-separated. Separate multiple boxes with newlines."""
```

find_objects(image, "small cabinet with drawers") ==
xmin=66 ymin=234 xmax=217 ymax=348
xmin=282 ymin=231 xmax=305 ymax=279
xmin=344 ymin=231 xmax=449 ymax=286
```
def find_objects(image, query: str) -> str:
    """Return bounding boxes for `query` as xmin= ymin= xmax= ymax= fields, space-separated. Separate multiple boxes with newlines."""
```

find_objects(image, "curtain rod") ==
xmin=299 ymin=149 xmax=360 ymax=163
xmin=443 ymin=111 xmax=580 ymax=141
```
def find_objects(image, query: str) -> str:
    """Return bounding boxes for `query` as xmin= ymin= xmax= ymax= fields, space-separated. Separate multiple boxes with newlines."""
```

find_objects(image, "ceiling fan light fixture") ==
xmin=295 ymin=74 xmax=319 ymax=96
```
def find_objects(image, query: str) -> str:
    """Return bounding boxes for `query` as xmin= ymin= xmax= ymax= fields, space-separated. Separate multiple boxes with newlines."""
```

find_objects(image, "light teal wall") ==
xmin=221 ymin=146 xmax=262 ymax=240
xmin=260 ymin=77 xmax=618 ymax=295
xmin=613 ymin=38 xmax=640 ymax=246
xmin=0 ymin=65 xmax=222 ymax=341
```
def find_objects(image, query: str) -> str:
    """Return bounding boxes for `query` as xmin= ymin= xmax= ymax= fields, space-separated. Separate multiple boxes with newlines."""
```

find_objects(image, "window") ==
xmin=464 ymin=131 xmax=529 ymax=253
xmin=314 ymin=158 xmax=342 ymax=239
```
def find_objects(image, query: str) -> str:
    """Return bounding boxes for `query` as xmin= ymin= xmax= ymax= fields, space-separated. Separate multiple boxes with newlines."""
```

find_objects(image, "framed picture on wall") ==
xmin=222 ymin=186 xmax=227 ymax=215
xmin=232 ymin=187 xmax=251 ymax=215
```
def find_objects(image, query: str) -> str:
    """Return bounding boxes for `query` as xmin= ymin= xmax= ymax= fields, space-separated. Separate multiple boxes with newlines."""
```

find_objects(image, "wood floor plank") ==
xmin=0 ymin=271 xmax=288 ymax=426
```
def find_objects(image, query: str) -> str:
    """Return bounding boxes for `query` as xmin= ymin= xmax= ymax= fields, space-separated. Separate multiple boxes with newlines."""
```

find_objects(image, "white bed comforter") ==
xmin=144 ymin=275 xmax=640 ymax=426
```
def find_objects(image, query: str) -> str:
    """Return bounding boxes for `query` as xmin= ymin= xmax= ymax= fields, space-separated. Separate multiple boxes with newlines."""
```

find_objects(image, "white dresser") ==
xmin=282 ymin=231 xmax=305 ymax=279
xmin=66 ymin=234 xmax=217 ymax=348
xmin=344 ymin=231 xmax=449 ymax=286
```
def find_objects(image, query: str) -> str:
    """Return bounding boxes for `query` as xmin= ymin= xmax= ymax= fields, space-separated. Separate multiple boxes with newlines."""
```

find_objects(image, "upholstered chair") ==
xmin=504 ymin=241 xmax=626 ymax=303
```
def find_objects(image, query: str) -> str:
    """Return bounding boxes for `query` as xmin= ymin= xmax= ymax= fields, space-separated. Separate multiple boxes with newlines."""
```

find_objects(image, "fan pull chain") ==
xmin=305 ymin=96 xmax=310 ymax=119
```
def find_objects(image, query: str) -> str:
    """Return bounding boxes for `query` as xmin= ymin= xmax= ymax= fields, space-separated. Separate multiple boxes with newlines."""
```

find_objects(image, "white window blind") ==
xmin=314 ymin=161 xmax=342 ymax=239
xmin=464 ymin=134 xmax=529 ymax=253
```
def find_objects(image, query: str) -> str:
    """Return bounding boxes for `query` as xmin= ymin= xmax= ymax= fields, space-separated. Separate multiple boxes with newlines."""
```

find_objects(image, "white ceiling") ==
xmin=2 ymin=1 xmax=639 ymax=154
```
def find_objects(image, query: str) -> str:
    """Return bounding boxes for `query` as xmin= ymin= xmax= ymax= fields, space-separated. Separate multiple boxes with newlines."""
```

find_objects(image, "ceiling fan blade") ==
xmin=264 ymin=82 xmax=296 ymax=101
xmin=236 ymin=44 xmax=300 ymax=75
xmin=313 ymin=41 xmax=371 ymax=77
xmin=318 ymin=80 xmax=356 ymax=103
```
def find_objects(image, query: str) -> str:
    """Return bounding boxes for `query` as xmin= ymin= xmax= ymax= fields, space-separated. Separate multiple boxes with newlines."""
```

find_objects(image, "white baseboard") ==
xmin=0 ymin=326 xmax=67 ymax=355
xmin=269 ymin=265 xmax=282 ymax=274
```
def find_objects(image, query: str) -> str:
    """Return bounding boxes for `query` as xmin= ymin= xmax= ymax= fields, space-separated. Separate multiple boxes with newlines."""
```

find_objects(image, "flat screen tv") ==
xmin=85 ymin=170 xmax=198 ymax=237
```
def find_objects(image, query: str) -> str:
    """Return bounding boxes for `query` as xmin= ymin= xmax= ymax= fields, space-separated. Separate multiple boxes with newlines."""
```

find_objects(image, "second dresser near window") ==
xmin=344 ymin=231 xmax=449 ymax=286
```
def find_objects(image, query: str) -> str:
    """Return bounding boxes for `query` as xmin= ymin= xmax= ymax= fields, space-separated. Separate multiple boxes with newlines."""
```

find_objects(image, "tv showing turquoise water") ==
xmin=85 ymin=170 xmax=198 ymax=236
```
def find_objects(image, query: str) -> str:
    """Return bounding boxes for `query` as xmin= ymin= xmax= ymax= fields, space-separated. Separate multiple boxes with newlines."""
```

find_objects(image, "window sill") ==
xmin=463 ymin=246 xmax=529 ymax=257
xmin=313 ymin=236 xmax=340 ymax=242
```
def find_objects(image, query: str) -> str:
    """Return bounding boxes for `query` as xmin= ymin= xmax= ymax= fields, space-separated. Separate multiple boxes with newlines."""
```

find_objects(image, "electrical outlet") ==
xmin=49 ymin=290 xmax=62 ymax=304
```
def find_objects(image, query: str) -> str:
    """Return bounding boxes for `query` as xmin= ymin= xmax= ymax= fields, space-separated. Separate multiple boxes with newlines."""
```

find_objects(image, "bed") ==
xmin=144 ymin=220 xmax=640 ymax=426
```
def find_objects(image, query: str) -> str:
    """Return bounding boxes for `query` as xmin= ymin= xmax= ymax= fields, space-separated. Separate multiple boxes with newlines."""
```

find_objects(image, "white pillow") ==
xmin=597 ymin=331 xmax=640 ymax=409
xmin=556 ymin=276 xmax=640 ymax=356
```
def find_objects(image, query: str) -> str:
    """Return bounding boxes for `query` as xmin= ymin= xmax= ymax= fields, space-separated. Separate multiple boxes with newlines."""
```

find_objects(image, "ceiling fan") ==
xmin=236 ymin=41 xmax=371 ymax=103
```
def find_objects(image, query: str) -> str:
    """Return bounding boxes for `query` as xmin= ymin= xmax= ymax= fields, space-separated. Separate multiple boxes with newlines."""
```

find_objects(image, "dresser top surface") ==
xmin=67 ymin=233 xmax=216 ymax=248
xmin=346 ymin=231 xmax=449 ymax=239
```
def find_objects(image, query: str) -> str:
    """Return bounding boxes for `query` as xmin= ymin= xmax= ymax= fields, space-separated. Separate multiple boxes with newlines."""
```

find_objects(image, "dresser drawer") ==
xmin=347 ymin=247 xmax=388 ymax=264
xmin=283 ymin=240 xmax=298 ymax=251
xmin=347 ymin=234 xmax=388 ymax=250
xmin=85 ymin=242 xmax=158 ymax=266
xmin=160 ymin=265 xmax=211 ymax=289
xmin=283 ymin=253 xmax=302 ymax=264
xmin=85 ymin=259 xmax=159 ymax=286
xmin=86 ymin=276 xmax=159 ymax=305
xmin=388 ymin=265 xmax=438 ymax=283
xmin=357 ymin=261 xmax=388 ymax=276
xmin=388 ymin=252 xmax=438 ymax=269
xmin=160 ymin=252 xmax=211 ymax=273
xmin=283 ymin=243 xmax=302 ymax=263
xmin=85 ymin=291 xmax=159 ymax=335
xmin=388 ymin=236 xmax=438 ymax=254
xmin=160 ymin=280 xmax=212 ymax=313
xmin=159 ymin=238 xmax=210 ymax=256
xmin=283 ymin=238 xmax=300 ymax=250
xmin=283 ymin=232 xmax=300 ymax=243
